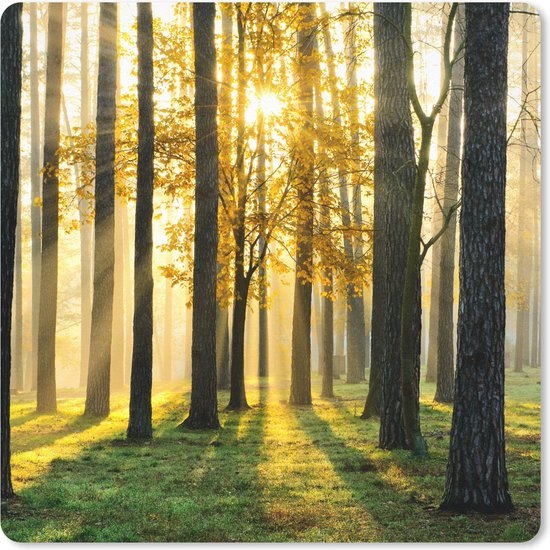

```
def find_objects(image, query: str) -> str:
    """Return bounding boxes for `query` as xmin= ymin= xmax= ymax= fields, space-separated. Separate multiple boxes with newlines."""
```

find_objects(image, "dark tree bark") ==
xmin=37 ymin=3 xmax=65 ymax=414
xmin=374 ymin=3 xmax=415 ymax=450
xmin=289 ymin=3 xmax=316 ymax=406
xmin=181 ymin=2 xmax=220 ymax=429
xmin=127 ymin=2 xmax=154 ymax=440
xmin=435 ymin=6 xmax=464 ymax=404
xmin=441 ymin=3 xmax=512 ymax=513
xmin=227 ymin=5 xmax=251 ymax=411
xmin=84 ymin=3 xmax=117 ymax=417
xmin=29 ymin=2 xmax=41 ymax=391
xmin=1 ymin=1 xmax=23 ymax=500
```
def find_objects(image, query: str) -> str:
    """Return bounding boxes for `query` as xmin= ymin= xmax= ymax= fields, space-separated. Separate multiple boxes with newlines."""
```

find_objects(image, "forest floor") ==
xmin=2 ymin=366 xmax=540 ymax=542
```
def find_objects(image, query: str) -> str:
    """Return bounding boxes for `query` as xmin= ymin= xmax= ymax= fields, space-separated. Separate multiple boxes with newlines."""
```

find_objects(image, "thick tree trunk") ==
xmin=37 ymin=3 xmax=65 ymax=414
xmin=441 ymin=3 xmax=512 ymax=513
xmin=374 ymin=3 xmax=415 ymax=450
xmin=181 ymin=3 xmax=220 ymax=429
xmin=435 ymin=7 xmax=464 ymax=404
xmin=1 ymin=1 xmax=23 ymax=500
xmin=30 ymin=2 xmax=41 ymax=392
xmin=127 ymin=2 xmax=155 ymax=440
xmin=84 ymin=3 xmax=117 ymax=418
xmin=289 ymin=4 xmax=316 ymax=406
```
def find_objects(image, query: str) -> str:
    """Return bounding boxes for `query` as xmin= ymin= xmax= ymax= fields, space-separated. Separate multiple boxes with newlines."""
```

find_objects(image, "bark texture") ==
xmin=84 ymin=3 xmax=117 ymax=417
xmin=181 ymin=2 xmax=220 ymax=429
xmin=441 ymin=3 xmax=512 ymax=513
xmin=128 ymin=2 xmax=154 ymax=440
xmin=37 ymin=3 xmax=65 ymax=413
xmin=1 ymin=1 xmax=23 ymax=500
xmin=375 ymin=3 xmax=415 ymax=450
xmin=289 ymin=4 xmax=316 ymax=406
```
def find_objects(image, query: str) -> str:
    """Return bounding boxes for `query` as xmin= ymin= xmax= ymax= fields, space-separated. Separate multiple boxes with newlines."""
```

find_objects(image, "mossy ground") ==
xmin=1 ymin=366 xmax=540 ymax=542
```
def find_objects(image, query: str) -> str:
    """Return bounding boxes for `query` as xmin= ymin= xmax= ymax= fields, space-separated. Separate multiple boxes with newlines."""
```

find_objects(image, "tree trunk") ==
xmin=13 ymin=191 xmax=24 ymax=391
xmin=162 ymin=268 xmax=173 ymax=381
xmin=84 ymin=3 xmax=117 ymax=418
xmin=1 ymin=1 xmax=23 ymax=500
xmin=30 ymin=2 xmax=41 ymax=392
xmin=441 ymin=3 xmax=512 ymax=513
xmin=345 ymin=4 xmax=366 ymax=384
xmin=128 ymin=2 xmax=155 ymax=440
xmin=435 ymin=6 xmax=464 ymax=404
xmin=374 ymin=3 xmax=415 ymax=450
xmin=426 ymin=10 xmax=450 ymax=384
xmin=289 ymin=4 xmax=316 ymax=406
xmin=37 ymin=3 xmax=65 ymax=414
xmin=180 ymin=2 xmax=220 ymax=429
xmin=216 ymin=304 xmax=230 ymax=389
xmin=227 ymin=5 xmax=251 ymax=411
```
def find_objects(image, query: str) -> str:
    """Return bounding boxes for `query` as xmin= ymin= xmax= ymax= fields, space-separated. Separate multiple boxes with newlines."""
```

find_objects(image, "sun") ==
xmin=245 ymin=92 xmax=283 ymax=123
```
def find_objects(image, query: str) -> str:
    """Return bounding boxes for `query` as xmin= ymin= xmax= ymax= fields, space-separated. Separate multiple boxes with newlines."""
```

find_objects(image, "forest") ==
xmin=0 ymin=1 xmax=541 ymax=543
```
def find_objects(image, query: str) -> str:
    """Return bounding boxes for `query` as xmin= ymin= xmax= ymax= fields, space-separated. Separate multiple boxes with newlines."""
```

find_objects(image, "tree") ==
xmin=374 ymin=3 xmax=415 ymax=449
xmin=434 ymin=5 xmax=464 ymax=404
xmin=127 ymin=2 xmax=155 ymax=440
xmin=37 ymin=2 xmax=65 ymax=414
xmin=84 ymin=2 xmax=118 ymax=417
xmin=1 ymin=0 xmax=23 ymax=499
xmin=180 ymin=2 xmax=220 ymax=429
xmin=289 ymin=3 xmax=316 ymax=406
xmin=441 ymin=2 xmax=512 ymax=513
xmin=29 ymin=2 xmax=41 ymax=391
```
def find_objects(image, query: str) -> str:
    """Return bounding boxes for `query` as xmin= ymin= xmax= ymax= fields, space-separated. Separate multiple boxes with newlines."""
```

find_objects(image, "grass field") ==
xmin=1 ymin=367 xmax=540 ymax=542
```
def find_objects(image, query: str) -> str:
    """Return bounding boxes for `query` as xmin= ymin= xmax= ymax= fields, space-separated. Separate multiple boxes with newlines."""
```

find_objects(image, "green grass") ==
xmin=1 ymin=366 xmax=540 ymax=542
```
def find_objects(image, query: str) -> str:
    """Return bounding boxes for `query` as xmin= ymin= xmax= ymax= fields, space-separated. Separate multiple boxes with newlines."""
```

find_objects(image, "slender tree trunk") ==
xmin=162 ymin=264 xmax=173 ymax=381
xmin=426 ymin=10 xmax=450 ymax=383
xmin=216 ymin=3 xmax=232 ymax=390
xmin=30 ymin=2 xmax=41 ymax=392
xmin=1 ymin=2 xmax=23 ymax=499
xmin=122 ymin=199 xmax=133 ymax=384
xmin=84 ymin=3 xmax=117 ymax=417
xmin=345 ymin=4 xmax=366 ymax=384
xmin=374 ymin=3 xmax=415 ymax=450
xmin=435 ymin=6 xmax=464 ymax=404
xmin=227 ymin=5 xmax=250 ymax=411
xmin=13 ymin=191 xmax=24 ymax=391
xmin=128 ymin=2 xmax=154 ymax=440
xmin=181 ymin=2 xmax=220 ymax=429
xmin=79 ymin=2 xmax=93 ymax=388
xmin=37 ymin=3 xmax=65 ymax=414
xmin=289 ymin=4 xmax=316 ymax=406
xmin=441 ymin=3 xmax=512 ymax=513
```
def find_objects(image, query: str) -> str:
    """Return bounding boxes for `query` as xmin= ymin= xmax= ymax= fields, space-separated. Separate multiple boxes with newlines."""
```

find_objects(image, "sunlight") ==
xmin=245 ymin=92 xmax=283 ymax=124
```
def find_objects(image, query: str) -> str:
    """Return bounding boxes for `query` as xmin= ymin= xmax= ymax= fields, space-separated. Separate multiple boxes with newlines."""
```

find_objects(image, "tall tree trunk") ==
xmin=1 ymin=1 xmax=23 ymax=499
xmin=514 ymin=9 xmax=532 ymax=374
xmin=216 ymin=3 xmax=232 ymax=390
xmin=227 ymin=5 xmax=250 ymax=411
xmin=162 ymin=260 xmax=173 ymax=381
xmin=181 ymin=2 xmax=220 ymax=429
xmin=426 ymin=10 xmax=450 ymax=383
xmin=289 ymin=4 xmax=316 ymax=406
xmin=37 ymin=3 xmax=65 ymax=414
xmin=374 ymin=3 xmax=415 ymax=450
xmin=84 ymin=3 xmax=117 ymax=417
xmin=79 ymin=2 xmax=93 ymax=388
xmin=441 ymin=3 xmax=512 ymax=513
xmin=30 ymin=2 xmax=41 ymax=392
xmin=128 ymin=2 xmax=155 ymax=440
xmin=122 ymin=199 xmax=133 ymax=384
xmin=345 ymin=4 xmax=366 ymax=384
xmin=435 ymin=6 xmax=464 ymax=404
xmin=13 ymin=191 xmax=24 ymax=391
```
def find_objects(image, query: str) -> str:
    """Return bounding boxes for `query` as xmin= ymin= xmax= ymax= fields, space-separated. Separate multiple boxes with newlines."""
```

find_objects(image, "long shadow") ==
xmin=291 ymin=405 xmax=426 ymax=540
